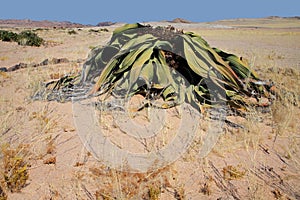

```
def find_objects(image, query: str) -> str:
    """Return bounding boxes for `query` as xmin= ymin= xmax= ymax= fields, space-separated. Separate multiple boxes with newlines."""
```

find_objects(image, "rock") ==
xmin=245 ymin=97 xmax=258 ymax=105
xmin=170 ymin=18 xmax=192 ymax=23
xmin=7 ymin=63 xmax=27 ymax=72
xmin=50 ymin=58 xmax=69 ymax=64
xmin=40 ymin=59 xmax=49 ymax=66
xmin=0 ymin=67 xmax=8 ymax=72
xmin=258 ymin=97 xmax=270 ymax=107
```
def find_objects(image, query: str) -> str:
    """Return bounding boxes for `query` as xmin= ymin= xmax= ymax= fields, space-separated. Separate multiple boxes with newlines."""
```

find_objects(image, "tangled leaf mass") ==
xmin=35 ymin=23 xmax=275 ymax=112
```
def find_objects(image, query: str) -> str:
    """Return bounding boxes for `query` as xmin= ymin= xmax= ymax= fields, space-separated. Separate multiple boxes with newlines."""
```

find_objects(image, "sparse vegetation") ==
xmin=29 ymin=104 xmax=58 ymax=134
xmin=88 ymin=165 xmax=176 ymax=199
xmin=88 ymin=28 xmax=109 ymax=33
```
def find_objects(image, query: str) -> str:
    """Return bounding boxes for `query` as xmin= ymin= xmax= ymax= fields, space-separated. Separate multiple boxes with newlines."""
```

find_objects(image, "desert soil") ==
xmin=0 ymin=18 xmax=299 ymax=199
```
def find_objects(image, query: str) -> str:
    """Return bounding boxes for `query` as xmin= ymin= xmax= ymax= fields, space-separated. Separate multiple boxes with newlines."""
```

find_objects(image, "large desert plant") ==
xmin=41 ymin=23 xmax=273 ymax=112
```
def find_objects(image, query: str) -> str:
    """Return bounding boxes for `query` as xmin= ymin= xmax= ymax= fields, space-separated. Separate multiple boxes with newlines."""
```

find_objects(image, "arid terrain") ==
xmin=0 ymin=17 xmax=299 ymax=199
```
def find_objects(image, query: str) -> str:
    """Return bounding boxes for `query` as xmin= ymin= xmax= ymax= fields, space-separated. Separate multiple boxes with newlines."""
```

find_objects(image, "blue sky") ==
xmin=0 ymin=0 xmax=299 ymax=25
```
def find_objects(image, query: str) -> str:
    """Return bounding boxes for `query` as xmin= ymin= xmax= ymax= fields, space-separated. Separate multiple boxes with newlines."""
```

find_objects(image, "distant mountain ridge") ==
xmin=0 ymin=16 xmax=299 ymax=28
xmin=0 ymin=19 xmax=90 ymax=28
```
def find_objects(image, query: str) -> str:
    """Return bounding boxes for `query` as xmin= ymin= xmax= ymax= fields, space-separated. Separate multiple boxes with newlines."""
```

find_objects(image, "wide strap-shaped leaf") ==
xmin=89 ymin=55 xmax=122 ymax=94
xmin=138 ymin=60 xmax=155 ymax=88
xmin=119 ymin=34 xmax=157 ymax=54
xmin=213 ymin=48 xmax=259 ymax=80
xmin=127 ymin=48 xmax=154 ymax=94
xmin=156 ymin=50 xmax=177 ymax=88
xmin=184 ymin=32 xmax=209 ymax=47
xmin=182 ymin=39 xmax=208 ymax=76
xmin=181 ymin=34 xmax=241 ymax=90
xmin=114 ymin=42 xmax=154 ymax=75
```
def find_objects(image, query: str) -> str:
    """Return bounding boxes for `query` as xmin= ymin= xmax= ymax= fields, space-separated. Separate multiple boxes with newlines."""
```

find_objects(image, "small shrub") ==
xmin=0 ymin=30 xmax=18 ymax=42
xmin=88 ymin=29 xmax=99 ymax=33
xmin=0 ymin=30 xmax=44 ymax=47
xmin=33 ymin=28 xmax=48 ymax=32
xmin=17 ymin=31 xmax=44 ymax=46
xmin=1 ymin=144 xmax=29 ymax=192
xmin=88 ymin=28 xmax=109 ymax=33
xmin=100 ymin=28 xmax=109 ymax=32
xmin=67 ymin=29 xmax=77 ymax=35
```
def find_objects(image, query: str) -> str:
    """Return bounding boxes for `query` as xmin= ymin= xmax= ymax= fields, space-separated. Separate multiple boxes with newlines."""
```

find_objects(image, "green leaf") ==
xmin=182 ymin=34 xmax=242 ymax=90
xmin=155 ymin=50 xmax=179 ymax=91
xmin=139 ymin=60 xmax=154 ymax=85
xmin=114 ymin=43 xmax=154 ymax=75
xmin=90 ymin=56 xmax=121 ymax=93
xmin=182 ymin=36 xmax=211 ymax=78
xmin=113 ymin=23 xmax=145 ymax=35
xmin=127 ymin=48 xmax=154 ymax=93
xmin=119 ymin=34 xmax=157 ymax=54
xmin=162 ymin=85 xmax=176 ymax=101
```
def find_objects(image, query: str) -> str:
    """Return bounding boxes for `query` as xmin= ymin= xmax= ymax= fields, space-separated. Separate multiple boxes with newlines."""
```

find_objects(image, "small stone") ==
xmin=259 ymin=97 xmax=270 ymax=107
xmin=0 ymin=67 xmax=7 ymax=72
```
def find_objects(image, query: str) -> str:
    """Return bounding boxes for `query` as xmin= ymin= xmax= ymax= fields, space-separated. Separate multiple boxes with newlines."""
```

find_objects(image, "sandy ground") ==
xmin=0 ymin=18 xmax=300 ymax=199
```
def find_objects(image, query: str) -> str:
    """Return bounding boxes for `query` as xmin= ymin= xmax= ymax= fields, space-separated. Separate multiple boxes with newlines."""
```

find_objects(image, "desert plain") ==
xmin=0 ymin=17 xmax=299 ymax=199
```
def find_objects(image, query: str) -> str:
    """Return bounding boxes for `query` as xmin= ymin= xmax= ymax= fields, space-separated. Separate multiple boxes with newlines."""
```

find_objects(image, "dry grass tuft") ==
xmin=200 ymin=182 xmax=211 ymax=196
xmin=222 ymin=165 xmax=246 ymax=180
xmin=174 ymin=186 xmax=185 ymax=200
xmin=0 ymin=184 xmax=7 ymax=200
xmin=29 ymin=104 xmax=58 ymax=134
xmin=88 ymin=164 xmax=177 ymax=199
xmin=148 ymin=184 xmax=161 ymax=200
xmin=43 ymin=156 xmax=56 ymax=165
xmin=0 ymin=144 xmax=29 ymax=193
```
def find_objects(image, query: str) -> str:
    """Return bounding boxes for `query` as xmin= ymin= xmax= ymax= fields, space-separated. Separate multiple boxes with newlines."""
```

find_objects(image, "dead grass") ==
xmin=0 ymin=144 xmax=30 ymax=193
xmin=222 ymin=164 xmax=246 ymax=180
xmin=88 ymin=165 xmax=176 ymax=199
xmin=0 ymin=185 xmax=7 ymax=200
xmin=29 ymin=104 xmax=59 ymax=134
